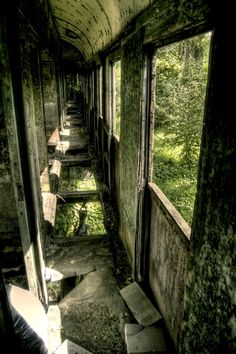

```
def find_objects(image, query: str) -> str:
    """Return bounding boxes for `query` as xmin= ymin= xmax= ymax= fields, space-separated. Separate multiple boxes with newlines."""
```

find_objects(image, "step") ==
xmin=46 ymin=235 xmax=111 ymax=281
xmin=56 ymin=190 xmax=98 ymax=203
xmin=55 ymin=141 xmax=88 ymax=155
xmin=61 ymin=157 xmax=91 ymax=167
xmin=51 ymin=234 xmax=107 ymax=245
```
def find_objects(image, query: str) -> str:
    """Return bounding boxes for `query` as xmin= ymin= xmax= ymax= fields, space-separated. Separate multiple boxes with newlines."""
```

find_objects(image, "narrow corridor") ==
xmin=46 ymin=100 xmax=132 ymax=353
xmin=1 ymin=2 xmax=234 ymax=353
xmin=45 ymin=100 xmax=170 ymax=353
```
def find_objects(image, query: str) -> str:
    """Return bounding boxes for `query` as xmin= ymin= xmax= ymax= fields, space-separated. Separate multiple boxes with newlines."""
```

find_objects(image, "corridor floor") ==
xmin=46 ymin=101 xmax=133 ymax=353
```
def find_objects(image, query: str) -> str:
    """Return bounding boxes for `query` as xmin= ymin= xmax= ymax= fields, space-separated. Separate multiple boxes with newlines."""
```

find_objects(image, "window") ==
xmin=109 ymin=59 xmax=121 ymax=137
xmin=152 ymin=32 xmax=212 ymax=225
xmin=114 ymin=60 xmax=121 ymax=136
xmin=99 ymin=66 xmax=103 ymax=117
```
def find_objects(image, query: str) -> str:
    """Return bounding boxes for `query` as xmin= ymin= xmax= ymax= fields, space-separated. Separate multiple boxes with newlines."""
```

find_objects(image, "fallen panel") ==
xmin=48 ymin=127 xmax=60 ymax=146
xmin=45 ymin=264 xmax=95 ymax=282
xmin=58 ymin=270 xmax=128 ymax=353
xmin=40 ymin=166 xmax=50 ymax=192
xmin=47 ymin=251 xmax=96 ymax=280
xmin=59 ymin=269 xmax=124 ymax=311
xmin=47 ymin=305 xmax=62 ymax=354
xmin=6 ymin=284 xmax=48 ymax=352
xmin=47 ymin=235 xmax=113 ymax=276
xmin=125 ymin=324 xmax=167 ymax=354
xmin=42 ymin=192 xmax=57 ymax=226
xmin=120 ymin=282 xmax=162 ymax=326
xmin=54 ymin=339 xmax=93 ymax=354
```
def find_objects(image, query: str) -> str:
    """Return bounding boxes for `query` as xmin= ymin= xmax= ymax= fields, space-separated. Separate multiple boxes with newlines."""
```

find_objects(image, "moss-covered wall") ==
xmin=0 ymin=93 xmax=16 ymax=221
xmin=115 ymin=0 xmax=212 ymax=269
xmin=181 ymin=29 xmax=236 ymax=353
xmin=17 ymin=0 xmax=61 ymax=141
xmin=41 ymin=57 xmax=60 ymax=139
xmin=148 ymin=184 xmax=190 ymax=348
xmin=119 ymin=30 xmax=144 ymax=260
xmin=30 ymin=50 xmax=49 ymax=176
xmin=0 ymin=80 xmax=22 ymax=268
xmin=0 ymin=0 xmax=60 ymax=269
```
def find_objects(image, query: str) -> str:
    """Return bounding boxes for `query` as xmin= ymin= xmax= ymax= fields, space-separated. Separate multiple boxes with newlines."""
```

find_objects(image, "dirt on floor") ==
xmin=3 ymin=141 xmax=134 ymax=354
xmin=46 ymin=162 xmax=134 ymax=353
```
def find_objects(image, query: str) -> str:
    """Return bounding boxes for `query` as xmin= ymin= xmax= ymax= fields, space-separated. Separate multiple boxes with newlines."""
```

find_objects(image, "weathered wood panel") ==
xmin=119 ymin=30 xmax=144 ymax=260
xmin=148 ymin=183 xmax=190 ymax=348
xmin=50 ymin=159 xmax=61 ymax=193
xmin=61 ymin=157 xmax=91 ymax=167
xmin=0 ymin=15 xmax=39 ymax=296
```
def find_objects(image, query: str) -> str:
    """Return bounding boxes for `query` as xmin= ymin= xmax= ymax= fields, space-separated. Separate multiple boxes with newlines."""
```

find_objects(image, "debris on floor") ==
xmin=120 ymin=282 xmax=162 ymax=326
xmin=54 ymin=339 xmax=93 ymax=354
xmin=46 ymin=102 xmax=169 ymax=354
xmin=46 ymin=235 xmax=132 ymax=353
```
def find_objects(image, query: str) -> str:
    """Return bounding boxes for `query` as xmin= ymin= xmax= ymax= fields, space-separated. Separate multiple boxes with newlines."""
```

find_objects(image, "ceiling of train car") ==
xmin=49 ymin=0 xmax=154 ymax=61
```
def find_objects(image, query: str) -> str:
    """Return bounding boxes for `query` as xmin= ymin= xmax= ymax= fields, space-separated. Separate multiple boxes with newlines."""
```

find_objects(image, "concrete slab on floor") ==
xmin=125 ymin=324 xmax=167 ymax=354
xmin=47 ymin=235 xmax=130 ymax=352
xmin=120 ymin=282 xmax=162 ymax=326
xmin=54 ymin=339 xmax=93 ymax=354
xmin=59 ymin=268 xmax=126 ymax=314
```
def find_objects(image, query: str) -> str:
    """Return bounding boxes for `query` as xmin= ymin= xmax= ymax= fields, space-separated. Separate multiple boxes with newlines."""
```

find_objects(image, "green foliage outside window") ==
xmin=153 ymin=32 xmax=211 ymax=225
xmin=115 ymin=61 xmax=121 ymax=136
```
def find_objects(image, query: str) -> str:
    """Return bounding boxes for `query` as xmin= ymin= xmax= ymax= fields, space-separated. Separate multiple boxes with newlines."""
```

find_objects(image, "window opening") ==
xmin=54 ymin=165 xmax=106 ymax=237
xmin=152 ymin=32 xmax=212 ymax=225
xmin=99 ymin=66 xmax=103 ymax=117
xmin=109 ymin=60 xmax=121 ymax=137
xmin=54 ymin=201 xmax=106 ymax=238
xmin=114 ymin=60 xmax=121 ymax=136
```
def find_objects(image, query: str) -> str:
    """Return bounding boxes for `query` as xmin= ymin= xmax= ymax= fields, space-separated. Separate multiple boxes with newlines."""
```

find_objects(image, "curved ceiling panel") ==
xmin=49 ymin=0 xmax=154 ymax=61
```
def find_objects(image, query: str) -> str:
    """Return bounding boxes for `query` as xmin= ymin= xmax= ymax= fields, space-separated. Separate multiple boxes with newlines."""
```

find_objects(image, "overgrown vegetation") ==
xmin=55 ymin=167 xmax=106 ymax=237
xmin=54 ymin=201 xmax=106 ymax=237
xmin=153 ymin=32 xmax=211 ymax=225
xmin=59 ymin=177 xmax=96 ymax=192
